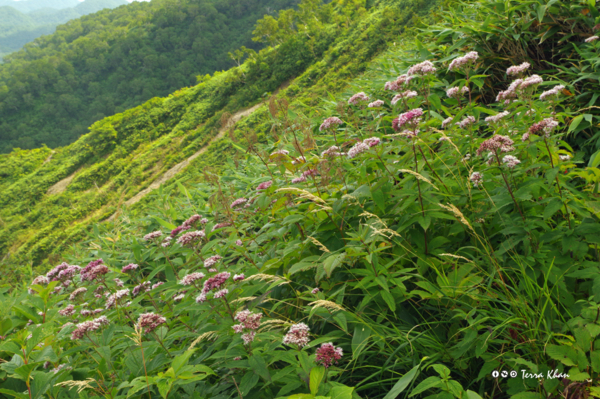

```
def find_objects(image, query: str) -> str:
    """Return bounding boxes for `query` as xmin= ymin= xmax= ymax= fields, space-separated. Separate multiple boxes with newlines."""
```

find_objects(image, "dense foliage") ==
xmin=0 ymin=0 xmax=299 ymax=153
xmin=0 ymin=0 xmax=127 ymax=62
xmin=4 ymin=0 xmax=600 ymax=397
xmin=0 ymin=0 xmax=432 ymax=287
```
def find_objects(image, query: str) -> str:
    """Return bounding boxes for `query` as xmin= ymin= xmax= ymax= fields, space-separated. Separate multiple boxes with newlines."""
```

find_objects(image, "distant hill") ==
xmin=0 ymin=0 xmax=127 ymax=61
xmin=0 ymin=0 xmax=79 ymax=13
xmin=0 ymin=0 xmax=299 ymax=153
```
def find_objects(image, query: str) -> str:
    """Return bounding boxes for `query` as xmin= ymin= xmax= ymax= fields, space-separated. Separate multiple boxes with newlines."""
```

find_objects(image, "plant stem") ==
xmin=412 ymin=142 xmax=428 ymax=254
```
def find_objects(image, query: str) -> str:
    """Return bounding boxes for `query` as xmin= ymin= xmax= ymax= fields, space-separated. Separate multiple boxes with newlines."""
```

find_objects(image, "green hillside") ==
xmin=0 ymin=0 xmax=299 ymax=153
xmin=2 ymin=0 xmax=600 ymax=398
xmin=0 ymin=0 xmax=127 ymax=62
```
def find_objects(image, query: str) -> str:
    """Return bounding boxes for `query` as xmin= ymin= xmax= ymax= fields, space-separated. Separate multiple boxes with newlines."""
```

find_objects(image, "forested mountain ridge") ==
xmin=0 ymin=0 xmax=435 ymax=280
xmin=0 ymin=0 xmax=127 ymax=62
xmin=0 ymin=0 xmax=299 ymax=153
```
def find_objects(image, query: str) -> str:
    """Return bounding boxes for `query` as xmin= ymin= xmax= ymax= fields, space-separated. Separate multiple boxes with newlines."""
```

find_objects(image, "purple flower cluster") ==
xmin=502 ymin=155 xmax=521 ymax=168
xmin=347 ymin=142 xmax=370 ymax=159
xmin=319 ymin=117 xmax=343 ymax=132
xmin=180 ymin=272 xmax=205 ymax=286
xmin=138 ymin=313 xmax=166 ymax=333
xmin=233 ymin=273 xmax=245 ymax=282
xmin=539 ymin=85 xmax=565 ymax=101
xmin=105 ymin=289 xmax=130 ymax=309
xmin=485 ymin=111 xmax=509 ymax=125
xmin=143 ymin=231 xmax=163 ymax=241
xmin=121 ymin=263 xmax=138 ymax=273
xmin=81 ymin=264 xmax=109 ymax=282
xmin=448 ymin=51 xmax=479 ymax=71
xmin=348 ymin=92 xmax=369 ymax=105
xmin=283 ymin=323 xmax=310 ymax=348
xmin=384 ymin=74 xmax=411 ymax=91
xmin=368 ymin=100 xmax=384 ymax=108
xmin=232 ymin=310 xmax=262 ymax=345
xmin=321 ymin=146 xmax=344 ymax=158
xmin=71 ymin=316 xmax=109 ymax=340
xmin=476 ymin=135 xmax=515 ymax=157
xmin=391 ymin=90 xmax=418 ymax=105
xmin=291 ymin=176 xmax=307 ymax=183
xmin=446 ymin=86 xmax=469 ymax=99
xmin=506 ymin=62 xmax=530 ymax=76
xmin=256 ymin=181 xmax=273 ymax=190
xmin=529 ymin=117 xmax=559 ymax=137
xmin=69 ymin=288 xmax=87 ymax=301
xmin=392 ymin=108 xmax=423 ymax=131
xmin=59 ymin=304 xmax=76 ymax=317
xmin=176 ymin=230 xmax=205 ymax=246
xmin=231 ymin=198 xmax=248 ymax=208
xmin=315 ymin=342 xmax=343 ymax=368
xmin=457 ymin=116 xmax=476 ymax=129
xmin=407 ymin=60 xmax=436 ymax=76
xmin=204 ymin=255 xmax=222 ymax=269
xmin=132 ymin=281 xmax=151 ymax=297
xmin=212 ymin=222 xmax=232 ymax=231
xmin=202 ymin=272 xmax=230 ymax=294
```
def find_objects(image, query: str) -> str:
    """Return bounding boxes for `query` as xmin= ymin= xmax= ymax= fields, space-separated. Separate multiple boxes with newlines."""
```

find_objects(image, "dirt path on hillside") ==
xmin=106 ymin=102 xmax=263 ymax=221
xmin=47 ymin=172 xmax=75 ymax=195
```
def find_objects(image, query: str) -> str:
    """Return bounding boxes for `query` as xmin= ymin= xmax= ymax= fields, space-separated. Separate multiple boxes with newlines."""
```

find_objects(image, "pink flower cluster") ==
xmin=231 ymin=198 xmax=248 ymax=208
xmin=319 ymin=117 xmax=343 ymax=131
xmin=204 ymin=255 xmax=222 ymax=269
xmin=292 ymin=176 xmax=307 ymax=184
xmin=81 ymin=264 xmax=109 ymax=282
xmin=270 ymin=149 xmax=289 ymax=157
xmin=446 ymin=86 xmax=469 ymax=99
xmin=132 ymin=281 xmax=151 ymax=296
xmin=368 ymin=100 xmax=384 ymax=108
xmin=121 ymin=263 xmax=138 ymax=273
xmin=384 ymin=74 xmax=411 ymax=91
xmin=458 ymin=115 xmax=476 ymax=129
xmin=347 ymin=142 xmax=370 ymax=159
xmin=202 ymin=272 xmax=230 ymax=294
xmin=407 ymin=60 xmax=436 ymax=76
xmin=212 ymin=222 xmax=232 ymax=231
xmin=233 ymin=273 xmax=245 ymax=282
xmin=502 ymin=155 xmax=521 ymax=168
xmin=29 ymin=275 xmax=49 ymax=293
xmin=392 ymin=108 xmax=423 ymax=131
xmin=283 ymin=323 xmax=310 ymax=348
xmin=69 ymin=288 xmax=87 ymax=301
xmin=71 ymin=316 xmax=109 ymax=340
xmin=506 ymin=62 xmax=530 ymax=76
xmin=256 ymin=181 xmax=273 ymax=190
xmin=586 ymin=36 xmax=599 ymax=43
xmin=476 ymin=135 xmax=515 ymax=156
xmin=529 ymin=117 xmax=559 ymax=137
xmin=180 ymin=272 xmax=205 ymax=286
xmin=105 ymin=289 xmax=130 ymax=309
xmin=232 ymin=309 xmax=262 ymax=345
xmin=442 ymin=117 xmax=453 ymax=129
xmin=321 ymin=145 xmax=344 ymax=158
xmin=448 ymin=51 xmax=479 ymax=71
xmin=59 ymin=304 xmax=76 ymax=317
xmin=144 ymin=231 xmax=163 ymax=241
xmin=485 ymin=111 xmax=509 ymax=124
xmin=348 ymin=92 xmax=369 ymax=105
xmin=176 ymin=230 xmax=205 ymax=246
xmin=539 ymin=85 xmax=565 ymax=101
xmin=391 ymin=90 xmax=418 ymax=105
xmin=315 ymin=342 xmax=343 ymax=368
xmin=470 ymin=172 xmax=483 ymax=188
xmin=138 ymin=313 xmax=167 ymax=333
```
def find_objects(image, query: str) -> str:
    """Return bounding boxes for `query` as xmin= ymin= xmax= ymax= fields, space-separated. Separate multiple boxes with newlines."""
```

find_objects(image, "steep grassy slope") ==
xmin=2 ymin=0 xmax=600 ymax=398
xmin=0 ymin=0 xmax=299 ymax=153
xmin=0 ymin=0 xmax=438 ymax=281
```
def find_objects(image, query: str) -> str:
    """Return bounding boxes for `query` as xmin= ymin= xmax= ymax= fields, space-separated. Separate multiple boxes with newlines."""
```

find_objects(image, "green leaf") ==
xmin=546 ymin=345 xmax=577 ymax=366
xmin=381 ymin=290 xmax=396 ymax=312
xmin=371 ymin=188 xmax=386 ymax=213
xmin=510 ymin=392 xmax=542 ymax=399
xmin=0 ymin=388 xmax=28 ymax=399
xmin=157 ymin=379 xmax=172 ymax=399
xmin=428 ymin=94 xmax=442 ymax=110
xmin=568 ymin=115 xmax=584 ymax=134
xmin=409 ymin=376 xmax=442 ymax=397
xmin=324 ymin=253 xmax=346 ymax=279
xmin=431 ymin=364 xmax=451 ymax=379
xmin=466 ymin=390 xmax=483 ymax=399
xmin=171 ymin=350 xmax=195 ymax=375
xmin=328 ymin=385 xmax=354 ymax=399
xmin=287 ymin=395 xmax=314 ymax=399
xmin=382 ymin=363 xmax=420 ymax=399
xmin=543 ymin=198 xmax=563 ymax=219
xmin=240 ymin=371 xmax=259 ymax=395
xmin=351 ymin=325 xmax=371 ymax=359
xmin=310 ymin=366 xmax=326 ymax=395
xmin=153 ymin=217 xmax=177 ymax=230
xmin=249 ymin=354 xmax=271 ymax=382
